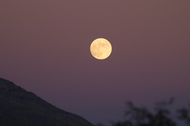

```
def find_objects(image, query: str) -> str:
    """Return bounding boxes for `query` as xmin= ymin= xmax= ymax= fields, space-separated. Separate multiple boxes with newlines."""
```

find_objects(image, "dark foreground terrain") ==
xmin=0 ymin=78 xmax=94 ymax=126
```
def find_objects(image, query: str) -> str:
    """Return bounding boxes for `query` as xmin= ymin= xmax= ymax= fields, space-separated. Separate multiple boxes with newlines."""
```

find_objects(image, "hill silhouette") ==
xmin=0 ymin=77 xmax=94 ymax=126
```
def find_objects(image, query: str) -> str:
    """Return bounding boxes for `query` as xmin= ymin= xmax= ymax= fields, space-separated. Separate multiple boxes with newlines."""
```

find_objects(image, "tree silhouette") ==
xmin=177 ymin=103 xmax=190 ymax=126
xmin=99 ymin=98 xmax=190 ymax=126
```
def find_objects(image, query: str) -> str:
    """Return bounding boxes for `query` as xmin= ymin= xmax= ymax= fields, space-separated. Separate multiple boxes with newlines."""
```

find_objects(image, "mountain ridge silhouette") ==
xmin=0 ymin=77 xmax=94 ymax=126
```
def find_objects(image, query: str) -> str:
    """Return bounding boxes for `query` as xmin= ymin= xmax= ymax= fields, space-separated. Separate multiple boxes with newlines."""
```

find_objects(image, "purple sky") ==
xmin=1 ymin=0 xmax=190 ymax=125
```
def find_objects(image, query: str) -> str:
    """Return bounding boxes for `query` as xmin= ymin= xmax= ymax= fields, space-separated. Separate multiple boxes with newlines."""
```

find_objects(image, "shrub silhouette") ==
xmin=100 ymin=98 xmax=190 ymax=126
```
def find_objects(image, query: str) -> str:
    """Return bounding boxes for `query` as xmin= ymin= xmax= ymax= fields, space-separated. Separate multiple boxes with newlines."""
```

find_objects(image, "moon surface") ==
xmin=90 ymin=38 xmax=112 ymax=60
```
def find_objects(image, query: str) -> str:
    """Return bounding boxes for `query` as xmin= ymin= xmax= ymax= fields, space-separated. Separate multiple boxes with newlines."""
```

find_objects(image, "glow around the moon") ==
xmin=90 ymin=38 xmax=112 ymax=60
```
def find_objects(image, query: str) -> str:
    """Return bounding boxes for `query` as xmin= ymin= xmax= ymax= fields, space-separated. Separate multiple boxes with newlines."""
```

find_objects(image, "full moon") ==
xmin=90 ymin=38 xmax=112 ymax=60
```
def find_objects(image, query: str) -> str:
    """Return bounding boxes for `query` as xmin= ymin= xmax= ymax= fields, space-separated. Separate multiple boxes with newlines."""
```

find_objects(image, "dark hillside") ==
xmin=0 ymin=78 xmax=94 ymax=126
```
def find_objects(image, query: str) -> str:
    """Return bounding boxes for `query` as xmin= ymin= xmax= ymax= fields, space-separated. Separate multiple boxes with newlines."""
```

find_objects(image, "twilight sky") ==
xmin=0 ymin=0 xmax=190 ymax=125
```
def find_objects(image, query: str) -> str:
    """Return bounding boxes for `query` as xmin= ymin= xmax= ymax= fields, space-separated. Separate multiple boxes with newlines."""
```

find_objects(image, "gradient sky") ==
xmin=1 ymin=0 xmax=190 ymax=125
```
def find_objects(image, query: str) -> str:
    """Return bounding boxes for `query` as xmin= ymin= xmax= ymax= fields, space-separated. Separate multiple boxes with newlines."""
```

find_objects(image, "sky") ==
xmin=0 ymin=0 xmax=190 ymax=125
